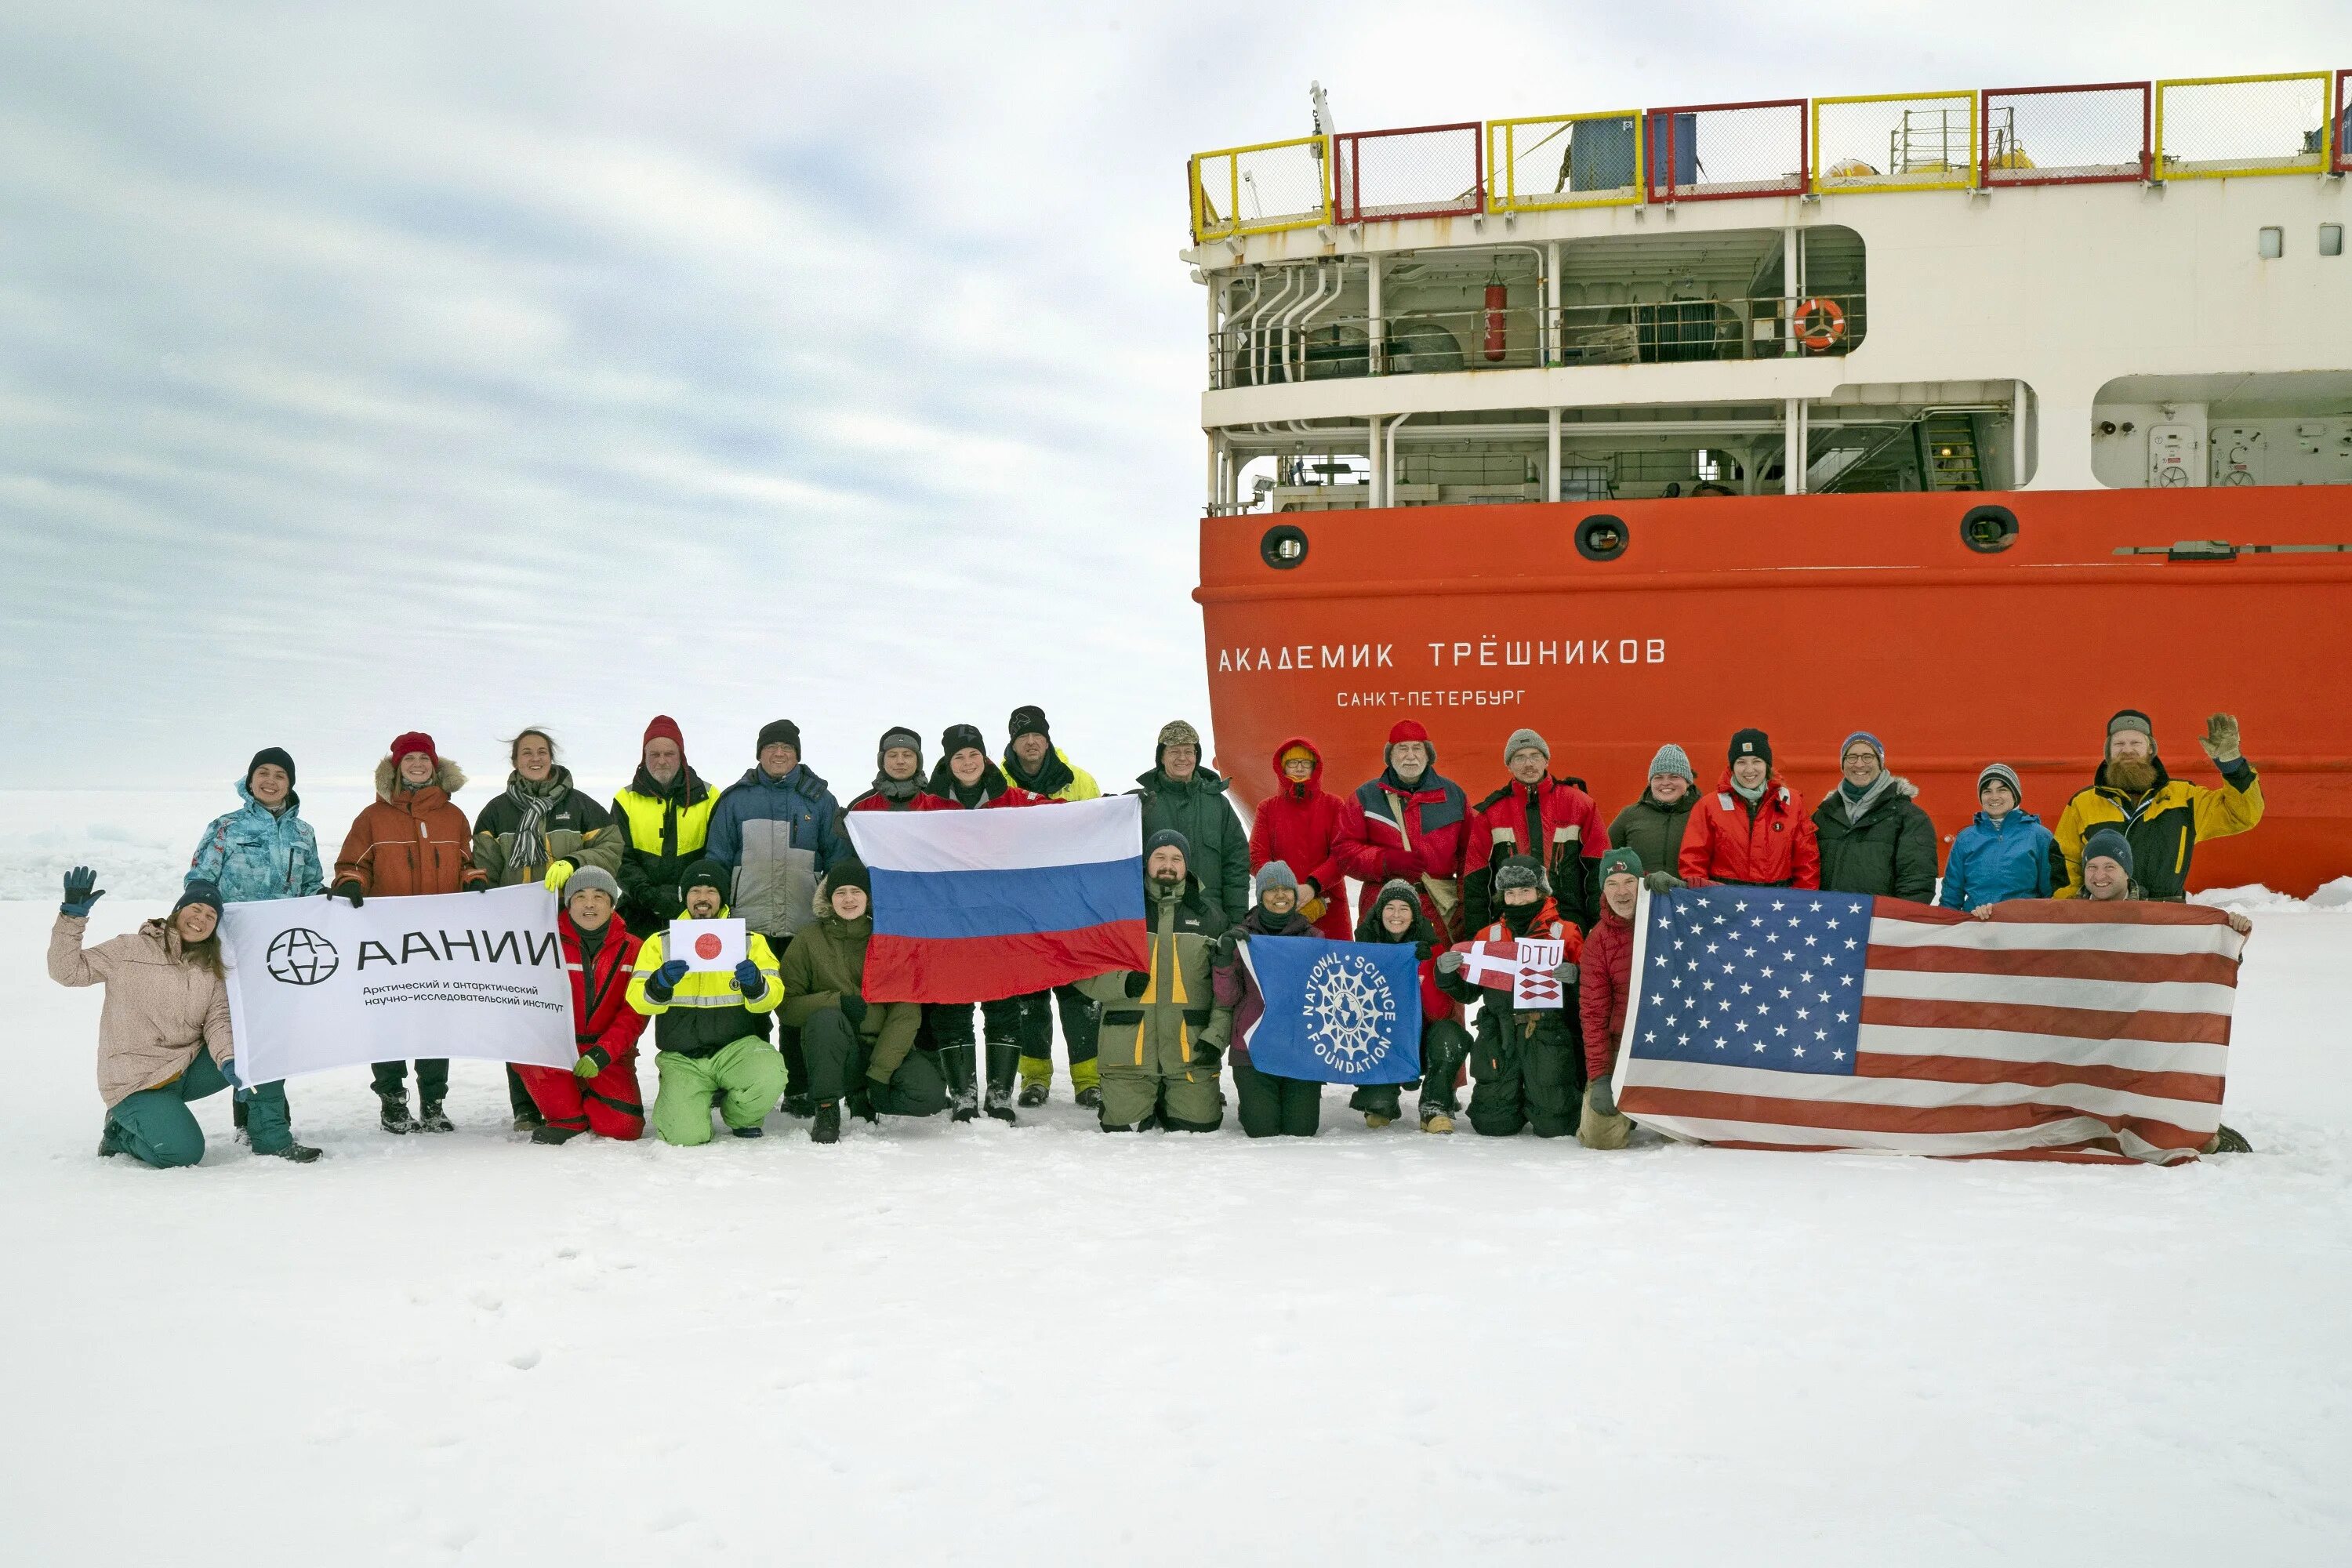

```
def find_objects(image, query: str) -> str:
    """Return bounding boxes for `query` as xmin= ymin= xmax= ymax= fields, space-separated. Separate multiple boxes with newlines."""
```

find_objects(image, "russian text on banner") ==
xmin=220 ymin=884 xmax=575 ymax=1083
xmin=1611 ymin=887 xmax=2245 ymax=1163
xmin=1236 ymin=935 xmax=1424 ymax=1085
xmin=845 ymin=794 xmax=1149 ymax=1002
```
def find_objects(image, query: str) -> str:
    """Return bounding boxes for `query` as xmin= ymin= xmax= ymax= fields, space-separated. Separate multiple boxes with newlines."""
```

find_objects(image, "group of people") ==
xmin=48 ymin=702 xmax=2264 ymax=1167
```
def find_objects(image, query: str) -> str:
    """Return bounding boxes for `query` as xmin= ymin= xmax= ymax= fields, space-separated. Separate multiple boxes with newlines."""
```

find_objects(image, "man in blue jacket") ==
xmin=183 ymin=746 xmax=323 ymax=1160
xmin=705 ymin=719 xmax=847 ymax=1114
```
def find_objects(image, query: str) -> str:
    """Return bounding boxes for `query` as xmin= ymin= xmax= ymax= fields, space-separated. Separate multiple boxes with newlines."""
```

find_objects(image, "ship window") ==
xmin=2256 ymin=227 xmax=2283 ymax=260
xmin=2323 ymin=225 xmax=2343 ymax=258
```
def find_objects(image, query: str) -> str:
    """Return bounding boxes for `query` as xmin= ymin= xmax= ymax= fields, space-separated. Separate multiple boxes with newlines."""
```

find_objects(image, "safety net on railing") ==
xmin=1980 ymin=82 xmax=2151 ymax=185
xmin=2156 ymin=73 xmax=2334 ymax=178
xmin=1814 ymin=92 xmax=1976 ymax=192
xmin=1191 ymin=136 xmax=1331 ymax=241
xmin=1333 ymin=123 xmax=1483 ymax=224
xmin=2337 ymin=70 xmax=2351 ymax=175
xmin=1488 ymin=111 xmax=1646 ymax=210
xmin=1643 ymin=99 xmax=1808 ymax=201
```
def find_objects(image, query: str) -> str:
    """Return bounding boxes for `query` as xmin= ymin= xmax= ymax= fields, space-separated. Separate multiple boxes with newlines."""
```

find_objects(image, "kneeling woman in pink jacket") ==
xmin=47 ymin=866 xmax=320 ymax=1167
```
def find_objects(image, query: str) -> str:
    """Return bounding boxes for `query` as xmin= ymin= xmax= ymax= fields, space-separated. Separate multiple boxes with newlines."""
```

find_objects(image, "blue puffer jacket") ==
xmin=188 ymin=781 xmax=326 ymax=903
xmin=1937 ymin=809 xmax=2058 ymax=912
xmin=705 ymin=764 xmax=847 ymax=938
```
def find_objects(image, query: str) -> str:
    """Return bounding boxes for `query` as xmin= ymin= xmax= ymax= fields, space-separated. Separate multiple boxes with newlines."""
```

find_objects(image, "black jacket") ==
xmin=1813 ymin=778 xmax=1940 ymax=902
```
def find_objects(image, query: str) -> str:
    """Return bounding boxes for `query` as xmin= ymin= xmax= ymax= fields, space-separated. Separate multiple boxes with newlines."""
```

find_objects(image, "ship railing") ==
xmin=1188 ymin=69 xmax=2352 ymax=241
xmin=1206 ymin=292 xmax=1866 ymax=388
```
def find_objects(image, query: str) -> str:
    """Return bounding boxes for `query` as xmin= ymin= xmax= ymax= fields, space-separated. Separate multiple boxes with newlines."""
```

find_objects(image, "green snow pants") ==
xmin=801 ymin=1009 xmax=949 ymax=1116
xmin=652 ymin=1037 xmax=788 ymax=1146
xmin=106 ymin=1052 xmax=293 ymax=1167
xmin=1233 ymin=1058 xmax=1320 ymax=1138
xmin=1097 ymin=1062 xmax=1221 ymax=1132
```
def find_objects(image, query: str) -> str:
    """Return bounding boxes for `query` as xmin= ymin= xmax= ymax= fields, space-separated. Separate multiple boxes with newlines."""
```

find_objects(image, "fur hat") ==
xmin=1494 ymin=855 xmax=1548 ymax=896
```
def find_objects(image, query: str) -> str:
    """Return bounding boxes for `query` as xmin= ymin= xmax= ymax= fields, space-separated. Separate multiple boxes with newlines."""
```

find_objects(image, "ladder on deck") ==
xmin=1915 ymin=414 xmax=1983 ymax=491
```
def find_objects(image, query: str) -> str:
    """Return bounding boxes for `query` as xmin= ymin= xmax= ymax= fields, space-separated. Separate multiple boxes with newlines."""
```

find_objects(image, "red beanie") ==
xmin=389 ymin=731 xmax=438 ymax=766
xmin=643 ymin=714 xmax=684 ymax=757
xmin=1388 ymin=719 xmax=1431 ymax=746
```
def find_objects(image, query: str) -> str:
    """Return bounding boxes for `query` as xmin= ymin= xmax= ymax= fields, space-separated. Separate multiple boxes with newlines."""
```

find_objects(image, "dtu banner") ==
xmin=220 ymin=884 xmax=575 ymax=1083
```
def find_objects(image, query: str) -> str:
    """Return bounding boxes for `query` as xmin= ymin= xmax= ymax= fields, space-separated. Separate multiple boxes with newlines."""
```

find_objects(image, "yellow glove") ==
xmin=1301 ymin=895 xmax=1328 ymax=922
xmin=544 ymin=860 xmax=575 ymax=892
xmin=572 ymin=1053 xmax=601 ymax=1080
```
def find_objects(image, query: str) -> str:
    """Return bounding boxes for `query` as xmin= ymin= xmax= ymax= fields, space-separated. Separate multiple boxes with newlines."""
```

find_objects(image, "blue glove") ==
xmin=220 ymin=1054 xmax=245 ymax=1093
xmin=61 ymin=866 xmax=104 ymax=917
xmin=644 ymin=957 xmax=690 ymax=1003
xmin=732 ymin=958 xmax=764 ymax=996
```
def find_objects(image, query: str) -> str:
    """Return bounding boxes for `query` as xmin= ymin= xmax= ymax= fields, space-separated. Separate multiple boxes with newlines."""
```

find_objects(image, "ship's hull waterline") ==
xmin=1196 ymin=488 xmax=2352 ymax=896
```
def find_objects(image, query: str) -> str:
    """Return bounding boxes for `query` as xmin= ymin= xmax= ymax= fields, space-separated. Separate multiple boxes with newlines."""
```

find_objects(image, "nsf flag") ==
xmin=1236 ymin=937 xmax=1423 ymax=1085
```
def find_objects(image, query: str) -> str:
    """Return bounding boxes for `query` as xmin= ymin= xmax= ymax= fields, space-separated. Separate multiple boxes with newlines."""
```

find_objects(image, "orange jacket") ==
xmin=335 ymin=756 xmax=486 ymax=898
xmin=1678 ymin=768 xmax=1821 ymax=890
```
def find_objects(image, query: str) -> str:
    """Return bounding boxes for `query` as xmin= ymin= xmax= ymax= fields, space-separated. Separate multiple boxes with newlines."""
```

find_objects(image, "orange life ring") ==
xmin=1796 ymin=297 xmax=1846 ymax=353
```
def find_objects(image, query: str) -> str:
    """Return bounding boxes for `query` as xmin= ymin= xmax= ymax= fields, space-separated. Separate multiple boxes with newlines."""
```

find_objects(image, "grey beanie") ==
xmin=1254 ymin=861 xmax=1299 ymax=898
xmin=564 ymin=866 xmax=622 ymax=907
xmin=1647 ymin=743 xmax=1696 ymax=784
xmin=1977 ymin=763 xmax=2024 ymax=804
xmin=1504 ymin=728 xmax=1550 ymax=765
xmin=2082 ymin=829 xmax=2134 ymax=880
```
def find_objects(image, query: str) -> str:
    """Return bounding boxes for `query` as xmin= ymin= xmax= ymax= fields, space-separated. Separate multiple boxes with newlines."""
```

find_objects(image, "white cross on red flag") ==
xmin=1458 ymin=938 xmax=1568 ymax=1010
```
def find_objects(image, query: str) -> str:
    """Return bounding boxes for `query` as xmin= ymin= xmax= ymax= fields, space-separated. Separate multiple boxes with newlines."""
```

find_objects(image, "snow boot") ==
xmin=781 ymin=1092 xmax=814 ymax=1119
xmin=2208 ymin=1124 xmax=2253 ymax=1154
xmin=1364 ymin=1111 xmax=1395 ymax=1129
xmin=1018 ymin=1080 xmax=1050 ymax=1109
xmin=1074 ymin=1085 xmax=1103 ymax=1111
xmin=943 ymin=1044 xmax=979 ymax=1124
xmin=531 ymin=1124 xmax=583 ymax=1146
xmin=263 ymin=1140 xmax=323 ymax=1163
xmin=984 ymin=1041 xmax=1020 ymax=1123
xmin=232 ymin=1097 xmax=249 ymax=1132
xmin=811 ymin=1102 xmax=841 ymax=1145
xmin=512 ymin=1107 xmax=545 ymax=1134
xmin=377 ymin=1091 xmax=414 ymax=1134
xmin=730 ymin=1123 xmax=764 ymax=1139
xmin=416 ymin=1099 xmax=453 ymax=1133
xmin=1421 ymin=1108 xmax=1455 ymax=1134
xmin=98 ymin=1120 xmax=126 ymax=1158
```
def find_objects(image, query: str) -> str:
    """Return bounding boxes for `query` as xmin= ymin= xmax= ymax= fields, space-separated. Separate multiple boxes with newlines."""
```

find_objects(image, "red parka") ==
xmin=1247 ymin=736 xmax=1351 ymax=940
xmin=847 ymin=786 xmax=959 ymax=813
xmin=1464 ymin=773 xmax=1609 ymax=934
xmin=1333 ymin=721 xmax=1472 ymax=937
xmin=1678 ymin=769 xmax=1822 ymax=890
xmin=1577 ymin=903 xmax=1637 ymax=1083
xmin=517 ymin=908 xmax=648 ymax=1139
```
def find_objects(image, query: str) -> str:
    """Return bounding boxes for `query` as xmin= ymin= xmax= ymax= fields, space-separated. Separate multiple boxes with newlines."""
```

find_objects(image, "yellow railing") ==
xmin=1488 ymin=111 xmax=1646 ymax=212
xmin=1813 ymin=90 xmax=1979 ymax=193
xmin=2155 ymin=71 xmax=2334 ymax=179
xmin=1189 ymin=134 xmax=1333 ymax=241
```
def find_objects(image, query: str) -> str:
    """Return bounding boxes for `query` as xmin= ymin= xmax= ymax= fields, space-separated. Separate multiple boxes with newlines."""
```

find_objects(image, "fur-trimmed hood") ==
xmin=374 ymin=753 xmax=469 ymax=804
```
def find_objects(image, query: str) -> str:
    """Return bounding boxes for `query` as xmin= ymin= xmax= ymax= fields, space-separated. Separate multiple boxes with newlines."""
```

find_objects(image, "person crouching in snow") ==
xmin=49 ymin=869 xmax=319 ymax=1166
xmin=1080 ymin=829 xmax=1230 ymax=1133
xmin=783 ymin=858 xmax=945 ymax=1145
xmin=1348 ymin=877 xmax=1471 ymax=1134
xmin=627 ymin=859 xmax=786 ymax=1145
xmin=1437 ymin=855 xmax=1584 ymax=1138
xmin=1937 ymin=764 xmax=2059 ymax=913
xmin=1210 ymin=862 xmax=1324 ymax=1138
xmin=516 ymin=868 xmax=648 ymax=1144
xmin=1576 ymin=848 xmax=1646 ymax=1150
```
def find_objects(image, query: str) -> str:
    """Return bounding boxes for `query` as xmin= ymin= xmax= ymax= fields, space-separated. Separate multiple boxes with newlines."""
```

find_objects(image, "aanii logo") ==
xmin=266 ymin=927 xmax=340 ymax=986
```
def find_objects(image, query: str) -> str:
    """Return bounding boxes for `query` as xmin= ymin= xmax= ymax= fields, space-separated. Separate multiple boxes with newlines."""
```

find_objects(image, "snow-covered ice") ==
xmin=4 ymin=880 xmax=2350 ymax=1563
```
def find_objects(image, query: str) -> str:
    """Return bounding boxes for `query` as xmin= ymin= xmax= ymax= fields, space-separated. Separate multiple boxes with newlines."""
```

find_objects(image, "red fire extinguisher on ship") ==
xmin=1483 ymin=281 xmax=1508 ymax=362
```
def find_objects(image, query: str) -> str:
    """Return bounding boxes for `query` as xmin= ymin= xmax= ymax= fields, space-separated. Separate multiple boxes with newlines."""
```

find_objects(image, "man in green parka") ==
xmin=1079 ymin=829 xmax=1231 ymax=1133
xmin=1134 ymin=719 xmax=1250 ymax=934
xmin=782 ymin=858 xmax=946 ymax=1145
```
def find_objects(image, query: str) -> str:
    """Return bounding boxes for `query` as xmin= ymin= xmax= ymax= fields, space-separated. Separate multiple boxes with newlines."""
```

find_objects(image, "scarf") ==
xmin=503 ymin=770 xmax=570 ymax=869
xmin=1004 ymin=746 xmax=1073 ymax=798
xmin=873 ymin=771 xmax=921 ymax=804
xmin=1730 ymin=776 xmax=1768 ymax=806
xmin=577 ymin=921 xmax=606 ymax=970
xmin=1838 ymin=771 xmax=1896 ymax=825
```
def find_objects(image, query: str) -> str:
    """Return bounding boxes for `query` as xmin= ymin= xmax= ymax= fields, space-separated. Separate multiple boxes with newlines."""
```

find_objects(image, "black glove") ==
xmin=1643 ymin=870 xmax=1684 ymax=894
xmin=61 ymin=866 xmax=104 ymax=917
xmin=1586 ymin=1076 xmax=1617 ymax=1118
xmin=838 ymin=993 xmax=869 ymax=1029
xmin=1123 ymin=970 xmax=1149 ymax=998
xmin=847 ymin=1084 xmax=880 ymax=1123
xmin=1192 ymin=1037 xmax=1224 ymax=1071
xmin=1213 ymin=931 xmax=1241 ymax=968
xmin=467 ymin=880 xmax=491 ymax=893
xmin=655 ymin=884 xmax=681 ymax=916
xmin=332 ymin=880 xmax=365 ymax=909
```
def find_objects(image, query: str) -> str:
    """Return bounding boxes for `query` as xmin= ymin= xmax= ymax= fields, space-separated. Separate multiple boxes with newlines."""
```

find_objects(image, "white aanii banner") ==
xmin=220 ymin=884 xmax=575 ymax=1082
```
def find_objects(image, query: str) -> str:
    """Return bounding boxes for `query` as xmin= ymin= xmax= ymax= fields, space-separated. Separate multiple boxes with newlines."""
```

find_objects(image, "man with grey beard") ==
xmin=2053 ymin=710 xmax=2263 ymax=902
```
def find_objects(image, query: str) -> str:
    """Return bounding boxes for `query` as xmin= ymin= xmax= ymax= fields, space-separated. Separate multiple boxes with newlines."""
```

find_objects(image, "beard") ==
xmin=1149 ymin=874 xmax=1184 ymax=896
xmin=2107 ymin=757 xmax=2158 ymax=794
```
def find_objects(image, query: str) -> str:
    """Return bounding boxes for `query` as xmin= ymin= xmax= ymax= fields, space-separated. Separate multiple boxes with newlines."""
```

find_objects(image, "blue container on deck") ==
xmin=1645 ymin=111 xmax=1700 ymax=188
xmin=1569 ymin=117 xmax=1637 ymax=191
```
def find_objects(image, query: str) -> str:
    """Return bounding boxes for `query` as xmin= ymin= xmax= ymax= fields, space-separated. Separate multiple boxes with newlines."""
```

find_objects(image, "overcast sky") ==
xmin=4 ymin=1 xmax=2344 ymax=796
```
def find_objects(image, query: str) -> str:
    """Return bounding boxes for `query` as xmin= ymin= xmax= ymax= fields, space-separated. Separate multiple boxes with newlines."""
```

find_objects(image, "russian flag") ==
xmin=844 ymin=795 xmax=1149 ymax=1003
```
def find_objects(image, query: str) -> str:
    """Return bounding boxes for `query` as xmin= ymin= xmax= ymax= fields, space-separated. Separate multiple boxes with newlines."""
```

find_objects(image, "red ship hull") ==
xmin=1196 ymin=488 xmax=2352 ymax=896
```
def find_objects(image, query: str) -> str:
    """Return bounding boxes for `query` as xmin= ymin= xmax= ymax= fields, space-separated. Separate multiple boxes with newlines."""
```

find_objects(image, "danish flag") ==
xmin=1459 ymin=938 xmax=1569 ymax=1011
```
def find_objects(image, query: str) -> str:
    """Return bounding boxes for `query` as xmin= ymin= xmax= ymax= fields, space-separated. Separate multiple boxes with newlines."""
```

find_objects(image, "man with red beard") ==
xmin=2053 ymin=711 xmax=2263 ymax=902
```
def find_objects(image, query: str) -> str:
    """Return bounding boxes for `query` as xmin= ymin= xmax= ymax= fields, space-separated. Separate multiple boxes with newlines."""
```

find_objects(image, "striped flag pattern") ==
xmin=1612 ymin=887 xmax=2245 ymax=1164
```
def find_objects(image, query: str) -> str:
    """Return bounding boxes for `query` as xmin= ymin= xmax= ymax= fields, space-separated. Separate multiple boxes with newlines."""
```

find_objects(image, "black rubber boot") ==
xmin=943 ymin=1043 xmax=978 ymax=1124
xmin=416 ymin=1099 xmax=453 ymax=1133
xmin=811 ymin=1102 xmax=841 ymax=1145
xmin=378 ymin=1091 xmax=414 ymax=1134
xmin=984 ymin=1041 xmax=1020 ymax=1123
xmin=532 ymin=1124 xmax=583 ymax=1145
xmin=264 ymin=1140 xmax=323 ymax=1163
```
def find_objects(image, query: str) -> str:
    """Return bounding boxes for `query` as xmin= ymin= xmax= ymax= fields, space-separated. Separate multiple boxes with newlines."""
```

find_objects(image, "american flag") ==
xmin=1613 ymin=887 xmax=2246 ymax=1164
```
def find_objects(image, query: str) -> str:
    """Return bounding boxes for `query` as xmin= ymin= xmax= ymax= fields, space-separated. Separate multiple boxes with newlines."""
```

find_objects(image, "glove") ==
xmin=1193 ymin=1037 xmax=1224 ymax=1070
xmin=838 ymin=993 xmax=869 ymax=1029
xmin=644 ymin=957 xmax=690 ymax=1003
xmin=1212 ymin=931 xmax=1241 ymax=968
xmin=468 ymin=879 xmax=492 ymax=894
xmin=1435 ymin=949 xmax=1464 ymax=976
xmin=572 ymin=1047 xmax=608 ymax=1081
xmin=2201 ymin=713 xmax=2242 ymax=764
xmin=1384 ymin=847 xmax=1424 ymax=879
xmin=543 ymin=860 xmax=575 ymax=893
xmin=1552 ymin=961 xmax=1578 ymax=985
xmin=655 ymin=884 xmax=681 ymax=916
xmin=1642 ymin=870 xmax=1684 ymax=894
xmin=732 ymin=958 xmax=764 ymax=996
xmin=847 ymin=1084 xmax=880 ymax=1123
xmin=1123 ymin=970 xmax=1150 ymax=999
xmin=219 ymin=1053 xmax=245 ymax=1092
xmin=1301 ymin=895 xmax=1327 ymax=922
xmin=60 ymin=866 xmax=104 ymax=917
xmin=332 ymin=880 xmax=365 ymax=909
xmin=1586 ymin=1076 xmax=1617 ymax=1118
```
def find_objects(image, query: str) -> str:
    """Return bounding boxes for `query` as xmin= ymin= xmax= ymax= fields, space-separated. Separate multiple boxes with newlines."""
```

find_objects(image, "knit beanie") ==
xmin=1503 ymin=728 xmax=1550 ymax=766
xmin=643 ymin=714 xmax=685 ymax=757
xmin=1728 ymin=728 xmax=1772 ymax=767
xmin=175 ymin=880 xmax=225 ymax=919
xmin=1841 ymin=731 xmax=1886 ymax=763
xmin=245 ymin=746 xmax=296 ymax=792
xmin=757 ymin=719 xmax=802 ymax=755
xmin=1386 ymin=718 xmax=1433 ymax=775
xmin=1008 ymin=705 xmax=1051 ymax=742
xmin=1598 ymin=847 xmax=1643 ymax=883
xmin=877 ymin=725 xmax=924 ymax=770
xmin=1372 ymin=878 xmax=1421 ymax=920
xmin=681 ymin=859 xmax=730 ymax=898
xmin=1494 ymin=855 xmax=1548 ymax=896
xmin=826 ymin=858 xmax=873 ymax=898
xmin=1977 ymin=763 xmax=2024 ymax=804
xmin=2081 ymin=829 xmax=2134 ymax=879
xmin=2107 ymin=709 xmax=2154 ymax=746
xmin=1254 ymin=861 xmax=1299 ymax=899
xmin=1646 ymin=744 xmax=1695 ymax=785
xmin=941 ymin=723 xmax=988 ymax=760
xmin=389 ymin=731 xmax=437 ymax=767
xmin=563 ymin=866 xmax=622 ymax=907
xmin=1145 ymin=828 xmax=1192 ymax=864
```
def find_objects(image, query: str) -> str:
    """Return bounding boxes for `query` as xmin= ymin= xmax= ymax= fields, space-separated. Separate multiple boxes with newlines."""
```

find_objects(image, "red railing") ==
xmin=1642 ymin=97 xmax=1809 ymax=202
xmin=1980 ymin=81 xmax=2151 ymax=186
xmin=1334 ymin=122 xmax=1484 ymax=224
xmin=2336 ymin=70 xmax=2350 ymax=174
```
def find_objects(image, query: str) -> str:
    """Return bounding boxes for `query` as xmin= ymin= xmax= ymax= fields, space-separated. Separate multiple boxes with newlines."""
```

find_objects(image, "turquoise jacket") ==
xmin=188 ymin=780 xmax=325 ymax=903
xmin=1937 ymin=809 xmax=2057 ymax=913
